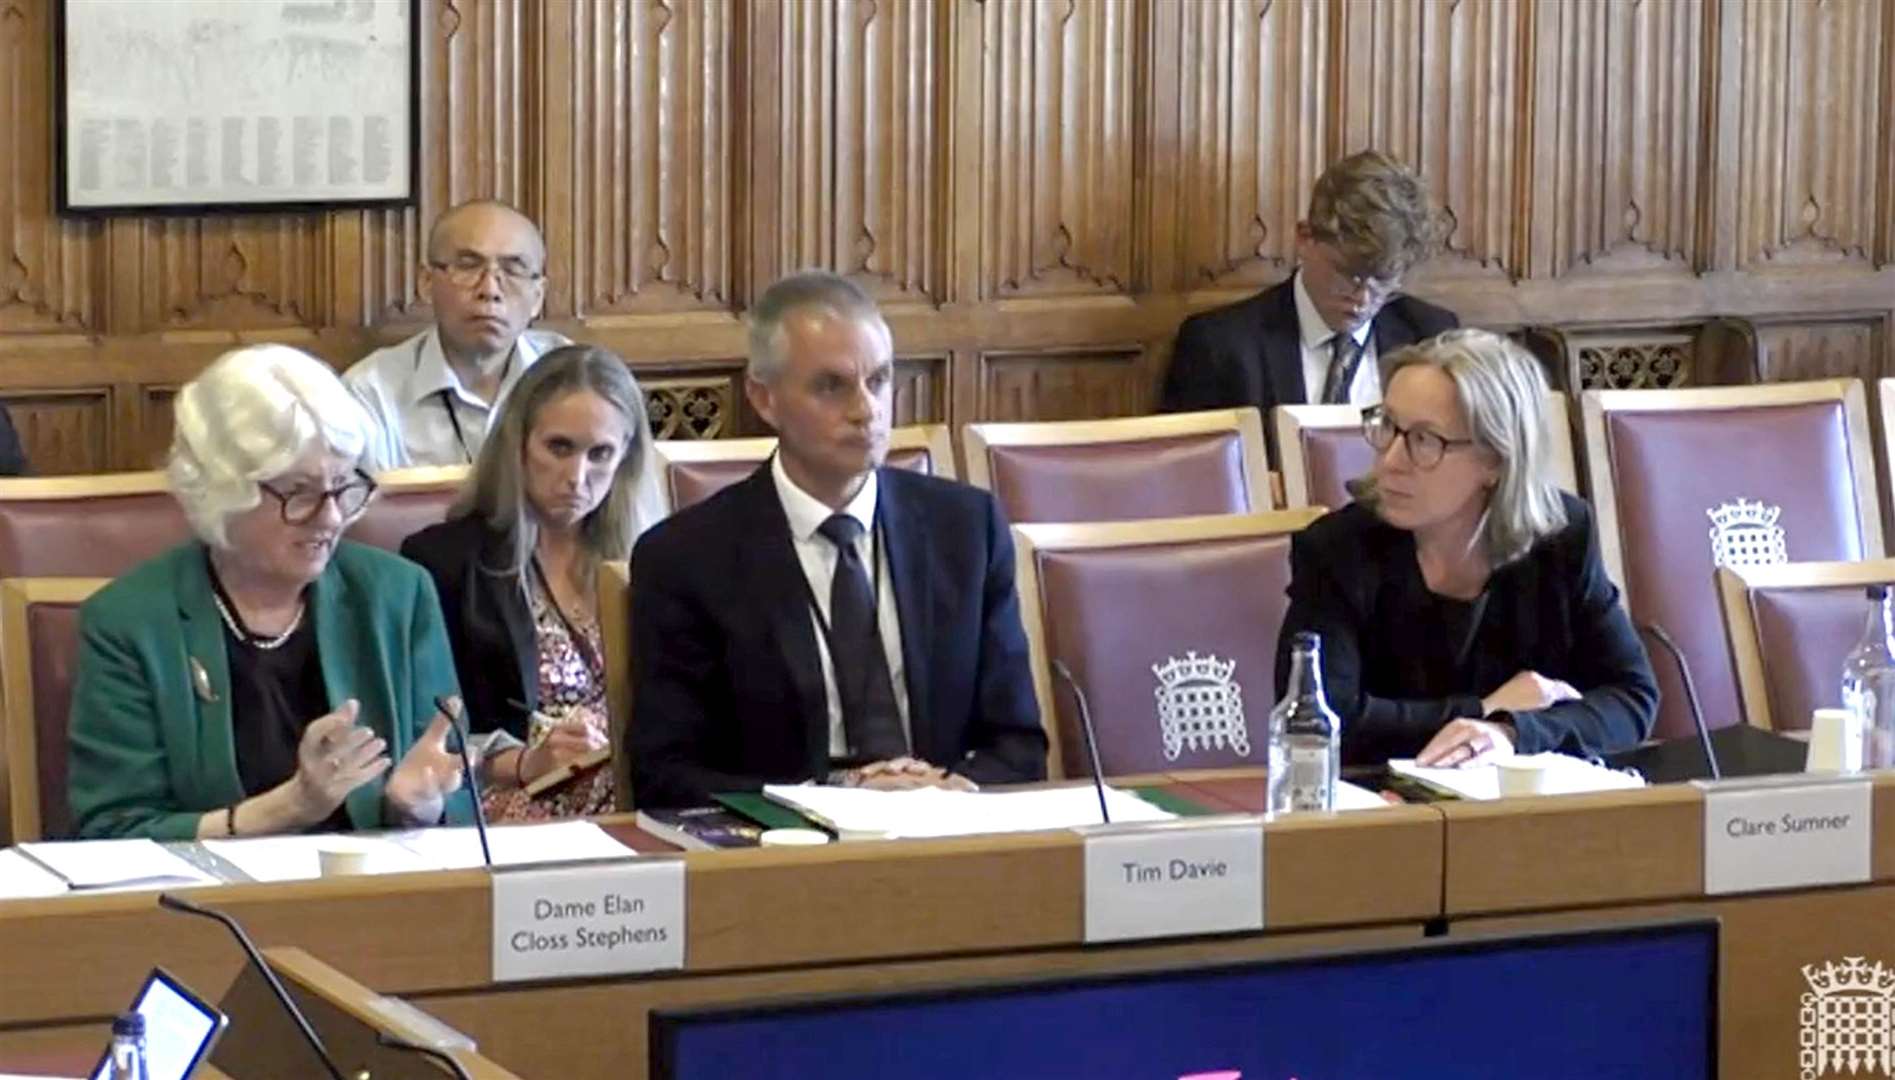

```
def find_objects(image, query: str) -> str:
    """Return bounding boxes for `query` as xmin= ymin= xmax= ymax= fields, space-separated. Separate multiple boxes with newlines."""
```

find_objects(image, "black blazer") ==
xmin=400 ymin=514 xmax=538 ymax=740
xmin=629 ymin=463 xmax=1048 ymax=808
xmin=1274 ymin=493 xmax=1658 ymax=766
xmin=1160 ymin=277 xmax=1459 ymax=416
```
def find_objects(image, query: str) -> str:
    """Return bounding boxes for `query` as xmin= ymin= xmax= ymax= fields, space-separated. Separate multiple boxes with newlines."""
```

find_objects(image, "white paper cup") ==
xmin=1495 ymin=756 xmax=1553 ymax=797
xmin=1807 ymin=708 xmax=1865 ymax=773
xmin=317 ymin=843 xmax=371 ymax=877
xmin=758 ymin=828 xmax=830 ymax=847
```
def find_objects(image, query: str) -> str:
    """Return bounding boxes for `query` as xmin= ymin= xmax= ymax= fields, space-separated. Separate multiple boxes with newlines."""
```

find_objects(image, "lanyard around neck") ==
xmin=417 ymin=337 xmax=510 ymax=465
xmin=799 ymin=512 xmax=885 ymax=646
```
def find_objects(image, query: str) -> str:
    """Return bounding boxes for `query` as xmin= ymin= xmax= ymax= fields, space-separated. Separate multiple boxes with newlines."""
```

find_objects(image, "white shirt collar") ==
xmin=771 ymin=454 xmax=878 ymax=543
xmin=1292 ymin=268 xmax=1371 ymax=353
xmin=406 ymin=326 xmax=543 ymax=408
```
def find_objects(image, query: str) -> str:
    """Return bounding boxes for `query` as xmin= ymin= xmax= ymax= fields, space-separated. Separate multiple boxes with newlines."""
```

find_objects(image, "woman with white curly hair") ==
xmin=68 ymin=344 xmax=478 ymax=839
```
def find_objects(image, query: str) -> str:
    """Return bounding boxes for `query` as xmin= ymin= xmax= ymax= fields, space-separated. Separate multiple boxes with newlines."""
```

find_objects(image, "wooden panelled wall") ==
xmin=3 ymin=0 xmax=1895 ymax=473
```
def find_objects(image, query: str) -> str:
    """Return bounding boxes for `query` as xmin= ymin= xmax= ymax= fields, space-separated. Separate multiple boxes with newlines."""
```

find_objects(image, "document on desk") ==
xmin=762 ymin=784 xmax=1176 ymax=839
xmin=0 ymin=847 xmax=70 ymax=899
xmin=1389 ymin=753 xmax=1644 ymax=800
xmin=15 ymin=838 xmax=219 ymax=890
xmin=388 ymin=820 xmax=635 ymax=869
xmin=205 ymin=821 xmax=634 ymax=881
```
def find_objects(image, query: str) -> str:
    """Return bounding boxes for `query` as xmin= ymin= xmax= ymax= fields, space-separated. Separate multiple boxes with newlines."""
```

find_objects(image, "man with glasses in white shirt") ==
xmin=1161 ymin=151 xmax=1458 ymax=418
xmin=344 ymin=200 xmax=569 ymax=471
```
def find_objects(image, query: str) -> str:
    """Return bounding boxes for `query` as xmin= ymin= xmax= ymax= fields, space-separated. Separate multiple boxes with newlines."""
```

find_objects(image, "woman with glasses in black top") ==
xmin=1275 ymin=329 xmax=1658 ymax=769
xmin=69 ymin=345 xmax=480 ymax=840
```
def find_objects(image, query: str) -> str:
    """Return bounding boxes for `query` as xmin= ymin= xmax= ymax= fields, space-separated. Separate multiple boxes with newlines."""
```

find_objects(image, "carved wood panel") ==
xmin=1166 ymin=0 xmax=1327 ymax=293
xmin=1732 ymin=0 xmax=1888 ymax=268
xmin=552 ymin=0 xmax=733 ymax=319
xmin=1754 ymin=318 xmax=1884 ymax=383
xmin=977 ymin=346 xmax=1149 ymax=422
xmin=1528 ymin=0 xmax=1704 ymax=277
xmin=978 ymin=0 xmax=1137 ymax=298
xmin=761 ymin=0 xmax=945 ymax=305
xmin=6 ymin=390 xmax=110 ymax=475
xmin=1337 ymin=0 xmax=1521 ymax=279
xmin=0 ymin=0 xmax=97 ymax=333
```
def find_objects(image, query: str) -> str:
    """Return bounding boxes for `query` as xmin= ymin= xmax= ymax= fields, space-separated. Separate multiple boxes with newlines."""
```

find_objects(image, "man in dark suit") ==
xmin=630 ymin=272 xmax=1047 ymax=808
xmin=1161 ymin=150 xmax=1459 ymax=418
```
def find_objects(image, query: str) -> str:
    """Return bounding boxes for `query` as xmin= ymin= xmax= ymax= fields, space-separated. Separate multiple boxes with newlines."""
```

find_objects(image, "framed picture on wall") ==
xmin=53 ymin=0 xmax=420 ymax=215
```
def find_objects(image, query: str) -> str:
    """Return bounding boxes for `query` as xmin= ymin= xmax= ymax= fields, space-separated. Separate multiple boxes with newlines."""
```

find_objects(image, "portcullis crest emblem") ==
xmin=1801 ymin=956 xmax=1895 ymax=1078
xmin=1708 ymin=497 xmax=1788 ymax=569
xmin=1152 ymin=652 xmax=1249 ymax=761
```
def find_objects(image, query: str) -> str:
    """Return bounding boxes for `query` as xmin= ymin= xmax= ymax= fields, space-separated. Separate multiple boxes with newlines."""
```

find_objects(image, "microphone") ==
xmin=155 ymin=893 xmax=346 ymax=1080
xmin=1050 ymin=659 xmax=1111 ymax=825
xmin=1637 ymin=623 xmax=1721 ymax=781
xmin=377 ymin=1031 xmax=474 ymax=1080
xmin=437 ymin=695 xmax=494 ymax=869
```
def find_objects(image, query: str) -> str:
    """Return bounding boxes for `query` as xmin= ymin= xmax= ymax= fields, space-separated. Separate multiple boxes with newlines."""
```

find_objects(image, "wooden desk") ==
xmin=0 ymin=785 xmax=1441 ymax=1078
xmin=1436 ymin=773 xmax=1895 ymax=1076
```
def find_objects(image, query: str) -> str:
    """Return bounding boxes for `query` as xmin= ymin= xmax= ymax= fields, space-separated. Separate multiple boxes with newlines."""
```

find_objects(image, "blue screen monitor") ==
xmin=652 ymin=920 xmax=1717 ymax=1080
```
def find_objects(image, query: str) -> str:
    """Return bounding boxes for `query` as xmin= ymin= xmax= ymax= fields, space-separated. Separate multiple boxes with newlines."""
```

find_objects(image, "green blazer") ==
xmin=68 ymin=541 xmax=474 ymax=839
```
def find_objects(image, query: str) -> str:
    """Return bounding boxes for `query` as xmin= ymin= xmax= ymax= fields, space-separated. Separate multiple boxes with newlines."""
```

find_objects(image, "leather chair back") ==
xmin=657 ymin=426 xmax=953 ymax=514
xmin=1716 ymin=561 xmax=1895 ymax=733
xmin=1015 ymin=511 xmax=1323 ymax=778
xmin=0 ymin=474 xmax=190 ymax=578
xmin=1 ymin=579 xmax=106 ymax=842
xmin=346 ymin=466 xmax=469 ymax=552
xmin=966 ymin=410 xmax=1271 ymax=525
xmin=1586 ymin=382 xmax=1883 ymax=739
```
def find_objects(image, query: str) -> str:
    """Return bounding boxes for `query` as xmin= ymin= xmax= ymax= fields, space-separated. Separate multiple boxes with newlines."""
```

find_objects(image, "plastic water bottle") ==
xmin=1268 ymin=632 xmax=1340 ymax=813
xmin=108 ymin=1012 xmax=150 ymax=1080
xmin=1841 ymin=585 xmax=1895 ymax=770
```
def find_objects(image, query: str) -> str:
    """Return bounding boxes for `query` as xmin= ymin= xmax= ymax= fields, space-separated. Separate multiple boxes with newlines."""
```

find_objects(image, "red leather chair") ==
xmin=0 ymin=473 xmax=191 ymax=579
xmin=1013 ymin=510 xmax=1324 ymax=779
xmin=1716 ymin=560 xmax=1895 ymax=732
xmin=1 ymin=578 xmax=107 ymax=842
xmin=346 ymin=465 xmax=470 ymax=552
xmin=1584 ymin=380 xmax=1884 ymax=739
xmin=1275 ymin=395 xmax=1578 ymax=511
xmin=964 ymin=410 xmax=1273 ymax=525
xmin=654 ymin=425 xmax=955 ymax=515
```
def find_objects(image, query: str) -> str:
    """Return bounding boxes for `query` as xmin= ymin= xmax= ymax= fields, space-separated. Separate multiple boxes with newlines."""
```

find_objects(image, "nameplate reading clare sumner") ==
xmin=1701 ymin=777 xmax=1872 ymax=896
xmin=490 ymin=859 xmax=685 ymax=982
xmin=1081 ymin=819 xmax=1264 ymax=944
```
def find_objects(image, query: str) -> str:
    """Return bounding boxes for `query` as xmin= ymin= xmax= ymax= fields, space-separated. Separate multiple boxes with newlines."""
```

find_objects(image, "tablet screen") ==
xmin=90 ymin=968 xmax=225 ymax=1080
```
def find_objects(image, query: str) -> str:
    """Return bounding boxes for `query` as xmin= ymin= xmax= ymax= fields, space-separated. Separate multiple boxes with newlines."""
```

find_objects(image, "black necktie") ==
xmin=1321 ymin=333 xmax=1364 ymax=404
xmin=817 ymin=514 xmax=907 ymax=762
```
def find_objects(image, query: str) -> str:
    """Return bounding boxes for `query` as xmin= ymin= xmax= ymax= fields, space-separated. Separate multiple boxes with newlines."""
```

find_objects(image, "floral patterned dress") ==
xmin=482 ymin=573 xmax=616 ymax=822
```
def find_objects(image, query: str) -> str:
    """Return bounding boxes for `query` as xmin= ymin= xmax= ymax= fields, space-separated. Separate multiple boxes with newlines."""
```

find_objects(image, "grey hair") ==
xmin=1356 ymin=328 xmax=1568 ymax=566
xmin=167 ymin=344 xmax=373 ymax=547
xmin=745 ymin=270 xmax=892 ymax=382
xmin=454 ymin=344 xmax=660 ymax=583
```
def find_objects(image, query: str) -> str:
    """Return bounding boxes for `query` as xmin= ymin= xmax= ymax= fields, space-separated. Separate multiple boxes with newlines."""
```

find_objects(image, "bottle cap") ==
xmin=1292 ymin=631 xmax=1321 ymax=651
xmin=111 ymin=1012 xmax=145 ymax=1037
xmin=1869 ymin=585 xmax=1888 ymax=602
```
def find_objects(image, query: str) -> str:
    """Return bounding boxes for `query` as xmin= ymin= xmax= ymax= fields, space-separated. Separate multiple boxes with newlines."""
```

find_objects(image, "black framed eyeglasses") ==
xmin=1361 ymin=405 xmax=1477 ymax=470
xmin=428 ymin=255 xmax=545 ymax=292
xmin=258 ymin=470 xmax=378 ymax=526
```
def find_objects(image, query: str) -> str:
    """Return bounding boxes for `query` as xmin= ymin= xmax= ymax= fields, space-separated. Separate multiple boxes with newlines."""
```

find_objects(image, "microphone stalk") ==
xmin=156 ymin=892 xmax=346 ymax=1080
xmin=437 ymin=696 xmax=494 ymax=868
xmin=1638 ymin=623 xmax=1721 ymax=781
xmin=1051 ymin=659 xmax=1111 ymax=825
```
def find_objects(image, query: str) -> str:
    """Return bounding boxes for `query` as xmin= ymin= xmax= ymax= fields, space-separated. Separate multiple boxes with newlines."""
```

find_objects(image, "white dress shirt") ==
xmin=342 ymin=325 xmax=569 ymax=471
xmin=771 ymin=455 xmax=911 ymax=758
xmin=1292 ymin=269 xmax=1380 ymax=407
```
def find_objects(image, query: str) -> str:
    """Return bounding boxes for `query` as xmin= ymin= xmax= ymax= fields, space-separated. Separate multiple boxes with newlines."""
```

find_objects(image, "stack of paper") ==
xmin=15 ymin=838 xmax=219 ymax=891
xmin=1388 ymin=753 xmax=1645 ymax=800
xmin=206 ymin=820 xmax=636 ymax=882
xmin=761 ymin=784 xmax=1176 ymax=839
xmin=0 ymin=848 xmax=70 ymax=899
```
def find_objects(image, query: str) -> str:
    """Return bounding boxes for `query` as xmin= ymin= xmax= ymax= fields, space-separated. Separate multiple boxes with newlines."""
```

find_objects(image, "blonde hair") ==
xmin=1356 ymin=329 xmax=1567 ymax=566
xmin=168 ymin=344 xmax=373 ymax=547
xmin=455 ymin=344 xmax=661 ymax=578
xmin=1305 ymin=150 xmax=1447 ymax=280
